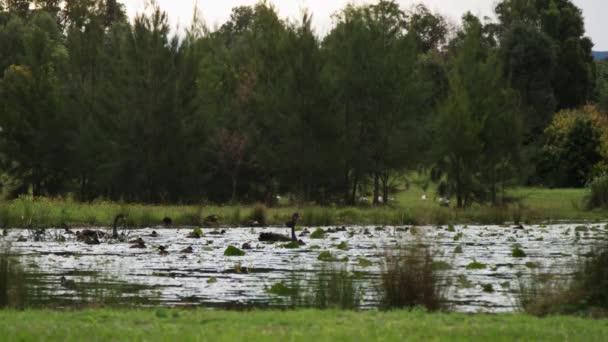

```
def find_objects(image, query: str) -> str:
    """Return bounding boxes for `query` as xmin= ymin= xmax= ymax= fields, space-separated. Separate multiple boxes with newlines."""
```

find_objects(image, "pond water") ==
xmin=2 ymin=223 xmax=606 ymax=312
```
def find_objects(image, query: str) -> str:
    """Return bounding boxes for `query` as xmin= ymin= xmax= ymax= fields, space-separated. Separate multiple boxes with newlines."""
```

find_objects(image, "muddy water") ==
xmin=3 ymin=224 xmax=606 ymax=312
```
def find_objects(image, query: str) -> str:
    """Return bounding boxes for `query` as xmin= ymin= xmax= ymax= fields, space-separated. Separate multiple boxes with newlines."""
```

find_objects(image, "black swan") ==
xmin=259 ymin=213 xmax=303 ymax=243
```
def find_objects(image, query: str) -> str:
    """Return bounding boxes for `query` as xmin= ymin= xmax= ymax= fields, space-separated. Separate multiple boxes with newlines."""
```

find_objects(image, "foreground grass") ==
xmin=0 ymin=187 xmax=605 ymax=228
xmin=0 ymin=309 xmax=606 ymax=341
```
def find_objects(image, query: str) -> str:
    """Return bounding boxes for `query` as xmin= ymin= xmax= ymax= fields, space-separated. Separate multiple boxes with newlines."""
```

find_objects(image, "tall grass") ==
xmin=379 ymin=244 xmax=448 ymax=311
xmin=518 ymin=241 xmax=608 ymax=316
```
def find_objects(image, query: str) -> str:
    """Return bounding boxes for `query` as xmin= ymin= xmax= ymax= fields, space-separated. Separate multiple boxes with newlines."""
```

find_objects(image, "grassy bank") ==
xmin=0 ymin=187 xmax=605 ymax=228
xmin=0 ymin=309 xmax=606 ymax=341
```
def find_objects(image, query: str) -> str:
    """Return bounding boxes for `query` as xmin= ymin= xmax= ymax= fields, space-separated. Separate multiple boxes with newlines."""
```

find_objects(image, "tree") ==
xmin=0 ymin=12 xmax=71 ymax=196
xmin=500 ymin=22 xmax=556 ymax=135
xmin=495 ymin=0 xmax=595 ymax=110
xmin=539 ymin=106 xmax=607 ymax=187
xmin=405 ymin=4 xmax=448 ymax=53
xmin=433 ymin=18 xmax=522 ymax=207
xmin=595 ymin=59 xmax=608 ymax=112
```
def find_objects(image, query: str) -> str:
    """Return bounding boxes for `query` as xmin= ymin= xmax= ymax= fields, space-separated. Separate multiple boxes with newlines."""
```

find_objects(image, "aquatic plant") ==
xmin=267 ymin=282 xmax=298 ymax=296
xmin=317 ymin=251 xmax=337 ymax=262
xmin=512 ymin=247 xmax=527 ymax=258
xmin=224 ymin=246 xmax=245 ymax=257
xmin=466 ymin=261 xmax=487 ymax=270
xmin=379 ymin=244 xmax=447 ymax=311
xmin=336 ymin=241 xmax=349 ymax=251
xmin=310 ymin=228 xmax=326 ymax=239
xmin=357 ymin=258 xmax=372 ymax=267
xmin=432 ymin=261 xmax=451 ymax=271
xmin=482 ymin=284 xmax=494 ymax=293
xmin=281 ymin=241 xmax=301 ymax=249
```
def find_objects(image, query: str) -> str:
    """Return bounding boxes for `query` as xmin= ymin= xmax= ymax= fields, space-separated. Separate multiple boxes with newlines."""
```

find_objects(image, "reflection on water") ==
xmin=0 ymin=223 xmax=605 ymax=312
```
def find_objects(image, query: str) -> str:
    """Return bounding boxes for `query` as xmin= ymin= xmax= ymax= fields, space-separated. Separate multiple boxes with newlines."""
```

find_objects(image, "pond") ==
xmin=1 ymin=223 xmax=606 ymax=312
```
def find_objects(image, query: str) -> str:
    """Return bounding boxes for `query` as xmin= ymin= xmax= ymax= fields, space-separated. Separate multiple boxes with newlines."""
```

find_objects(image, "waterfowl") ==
xmin=259 ymin=213 xmax=301 ymax=243
xmin=129 ymin=237 xmax=145 ymax=244
xmin=180 ymin=246 xmax=194 ymax=254
xmin=60 ymin=276 xmax=77 ymax=289
xmin=149 ymin=231 xmax=159 ymax=238
xmin=130 ymin=238 xmax=146 ymax=249
xmin=158 ymin=245 xmax=169 ymax=256
xmin=112 ymin=214 xmax=126 ymax=239
xmin=299 ymin=228 xmax=310 ymax=237
xmin=17 ymin=236 xmax=26 ymax=242
xmin=162 ymin=217 xmax=172 ymax=226
xmin=241 ymin=242 xmax=252 ymax=250
xmin=208 ymin=230 xmax=226 ymax=235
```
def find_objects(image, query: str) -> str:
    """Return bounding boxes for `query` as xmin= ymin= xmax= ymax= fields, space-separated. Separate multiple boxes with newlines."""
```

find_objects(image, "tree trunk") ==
xmin=373 ymin=173 xmax=380 ymax=206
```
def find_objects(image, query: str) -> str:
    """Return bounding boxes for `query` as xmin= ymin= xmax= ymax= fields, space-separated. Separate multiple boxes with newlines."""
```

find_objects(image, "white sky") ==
xmin=122 ymin=0 xmax=608 ymax=50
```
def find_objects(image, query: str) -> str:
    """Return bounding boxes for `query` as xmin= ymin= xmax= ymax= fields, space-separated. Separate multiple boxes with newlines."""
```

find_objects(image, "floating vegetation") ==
xmin=447 ymin=224 xmax=455 ymax=232
xmin=482 ymin=284 xmax=494 ymax=293
xmin=267 ymin=282 xmax=298 ymax=296
xmin=357 ymin=258 xmax=372 ymax=267
xmin=458 ymin=275 xmax=473 ymax=289
xmin=575 ymin=226 xmax=588 ymax=232
xmin=466 ymin=261 xmax=487 ymax=270
xmin=223 ymin=246 xmax=245 ymax=256
xmin=512 ymin=247 xmax=527 ymax=258
xmin=525 ymin=262 xmax=539 ymax=269
xmin=432 ymin=261 xmax=452 ymax=271
xmin=453 ymin=245 xmax=463 ymax=254
xmin=310 ymin=228 xmax=326 ymax=239
xmin=207 ymin=277 xmax=217 ymax=284
xmin=453 ymin=232 xmax=463 ymax=241
xmin=281 ymin=242 xmax=301 ymax=249
xmin=317 ymin=251 xmax=337 ymax=262
xmin=336 ymin=241 xmax=349 ymax=251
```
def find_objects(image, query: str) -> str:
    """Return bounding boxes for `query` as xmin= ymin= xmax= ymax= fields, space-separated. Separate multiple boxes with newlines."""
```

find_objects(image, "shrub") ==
xmin=585 ymin=174 xmax=608 ymax=210
xmin=379 ymin=244 xmax=447 ymax=311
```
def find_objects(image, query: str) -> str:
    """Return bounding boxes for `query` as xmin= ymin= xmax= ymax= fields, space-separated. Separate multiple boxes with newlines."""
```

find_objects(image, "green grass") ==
xmin=0 ymin=309 xmax=606 ymax=341
xmin=0 ymin=186 xmax=605 ymax=228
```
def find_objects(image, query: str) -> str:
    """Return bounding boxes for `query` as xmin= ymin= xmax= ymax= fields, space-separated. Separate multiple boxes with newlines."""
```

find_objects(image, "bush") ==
xmin=379 ymin=244 xmax=447 ymax=311
xmin=585 ymin=174 xmax=608 ymax=210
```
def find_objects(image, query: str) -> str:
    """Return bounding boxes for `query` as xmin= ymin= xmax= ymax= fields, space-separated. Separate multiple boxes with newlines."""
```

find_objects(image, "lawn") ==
xmin=0 ymin=309 xmax=606 ymax=341
xmin=0 ymin=186 xmax=605 ymax=228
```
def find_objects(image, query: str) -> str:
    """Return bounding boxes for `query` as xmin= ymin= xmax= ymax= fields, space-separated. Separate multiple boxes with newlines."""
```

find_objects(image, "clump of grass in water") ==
xmin=379 ymin=244 xmax=448 ymax=311
xmin=307 ymin=266 xmax=361 ymax=310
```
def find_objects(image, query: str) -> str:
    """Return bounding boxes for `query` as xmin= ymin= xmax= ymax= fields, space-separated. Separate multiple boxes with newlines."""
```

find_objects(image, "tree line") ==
xmin=0 ymin=0 xmax=604 ymax=207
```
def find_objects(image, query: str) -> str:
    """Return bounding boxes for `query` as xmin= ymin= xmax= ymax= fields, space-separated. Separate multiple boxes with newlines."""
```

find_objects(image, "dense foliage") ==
xmin=0 ymin=0 xmax=602 ymax=206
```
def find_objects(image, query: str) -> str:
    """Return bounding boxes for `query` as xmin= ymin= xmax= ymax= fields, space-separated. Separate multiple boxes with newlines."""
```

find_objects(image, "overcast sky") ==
xmin=122 ymin=0 xmax=608 ymax=50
